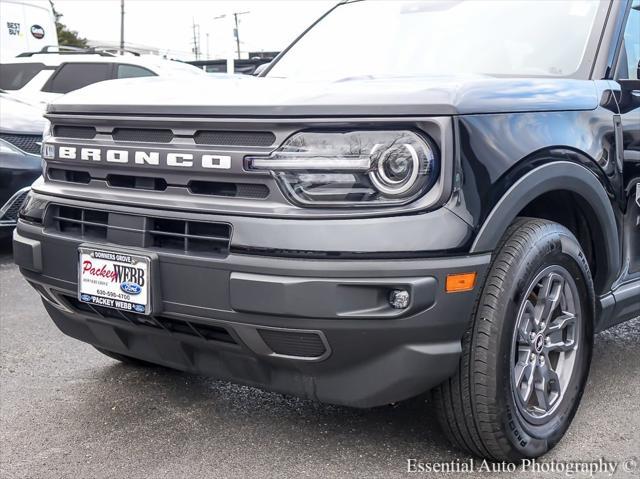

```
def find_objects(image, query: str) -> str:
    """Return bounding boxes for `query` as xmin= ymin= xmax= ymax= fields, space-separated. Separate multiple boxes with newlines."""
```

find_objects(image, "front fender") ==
xmin=470 ymin=161 xmax=620 ymax=292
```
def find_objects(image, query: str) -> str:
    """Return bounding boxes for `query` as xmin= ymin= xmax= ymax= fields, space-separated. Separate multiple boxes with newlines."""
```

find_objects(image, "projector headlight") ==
xmin=247 ymin=130 xmax=439 ymax=207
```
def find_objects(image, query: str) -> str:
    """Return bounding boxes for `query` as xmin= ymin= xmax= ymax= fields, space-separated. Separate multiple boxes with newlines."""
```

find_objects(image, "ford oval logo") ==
xmin=120 ymin=282 xmax=142 ymax=295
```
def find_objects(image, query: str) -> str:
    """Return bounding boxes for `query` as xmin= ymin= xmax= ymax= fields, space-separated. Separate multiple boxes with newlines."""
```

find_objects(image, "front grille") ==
xmin=53 ymin=125 xmax=96 ymax=139
xmin=46 ymin=168 xmax=269 ymax=199
xmin=194 ymin=130 xmax=276 ymax=147
xmin=258 ymin=329 xmax=327 ymax=358
xmin=48 ymin=168 xmax=91 ymax=184
xmin=107 ymin=174 xmax=167 ymax=191
xmin=113 ymin=128 xmax=173 ymax=143
xmin=188 ymin=180 xmax=269 ymax=199
xmin=48 ymin=205 xmax=231 ymax=257
xmin=49 ymin=124 xmax=276 ymax=147
xmin=61 ymin=294 xmax=237 ymax=344
xmin=0 ymin=133 xmax=41 ymax=155
xmin=0 ymin=189 xmax=30 ymax=222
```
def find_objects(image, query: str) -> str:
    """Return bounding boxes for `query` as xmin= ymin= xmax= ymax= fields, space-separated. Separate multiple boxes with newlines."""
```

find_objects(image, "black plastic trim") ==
xmin=471 ymin=161 xmax=620 ymax=292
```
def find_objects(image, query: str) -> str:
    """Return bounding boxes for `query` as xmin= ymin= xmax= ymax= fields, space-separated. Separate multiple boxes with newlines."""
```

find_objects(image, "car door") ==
xmin=614 ymin=0 xmax=640 ymax=277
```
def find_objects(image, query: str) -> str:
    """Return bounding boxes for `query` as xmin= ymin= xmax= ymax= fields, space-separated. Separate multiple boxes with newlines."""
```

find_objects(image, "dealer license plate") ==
xmin=78 ymin=248 xmax=151 ymax=315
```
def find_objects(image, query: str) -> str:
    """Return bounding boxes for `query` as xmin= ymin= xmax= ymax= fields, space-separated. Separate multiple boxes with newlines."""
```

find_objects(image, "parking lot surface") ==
xmin=1 ymin=241 xmax=638 ymax=478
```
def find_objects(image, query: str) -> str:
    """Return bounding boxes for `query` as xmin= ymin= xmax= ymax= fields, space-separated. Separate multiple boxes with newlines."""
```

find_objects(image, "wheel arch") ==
xmin=470 ymin=161 xmax=620 ymax=294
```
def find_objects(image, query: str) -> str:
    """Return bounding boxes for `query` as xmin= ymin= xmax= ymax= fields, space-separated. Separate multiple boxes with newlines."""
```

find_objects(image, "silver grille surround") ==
xmin=40 ymin=113 xmax=452 ymax=219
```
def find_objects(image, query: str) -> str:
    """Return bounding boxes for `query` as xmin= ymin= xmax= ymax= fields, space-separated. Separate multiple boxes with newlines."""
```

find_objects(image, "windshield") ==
xmin=0 ymin=63 xmax=45 ymax=90
xmin=268 ymin=0 xmax=604 ymax=80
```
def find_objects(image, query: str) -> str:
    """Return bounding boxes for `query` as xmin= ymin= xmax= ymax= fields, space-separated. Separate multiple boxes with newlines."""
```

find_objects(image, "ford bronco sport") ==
xmin=13 ymin=0 xmax=640 ymax=461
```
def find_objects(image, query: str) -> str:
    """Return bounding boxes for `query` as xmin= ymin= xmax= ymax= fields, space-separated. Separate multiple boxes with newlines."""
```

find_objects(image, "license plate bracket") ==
xmin=78 ymin=247 xmax=152 ymax=315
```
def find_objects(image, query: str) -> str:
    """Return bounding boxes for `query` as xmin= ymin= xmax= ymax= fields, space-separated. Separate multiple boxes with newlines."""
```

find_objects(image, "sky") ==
xmin=50 ymin=0 xmax=337 ymax=60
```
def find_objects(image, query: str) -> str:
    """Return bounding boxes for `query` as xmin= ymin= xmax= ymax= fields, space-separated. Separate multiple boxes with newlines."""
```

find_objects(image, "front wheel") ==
xmin=434 ymin=218 xmax=594 ymax=460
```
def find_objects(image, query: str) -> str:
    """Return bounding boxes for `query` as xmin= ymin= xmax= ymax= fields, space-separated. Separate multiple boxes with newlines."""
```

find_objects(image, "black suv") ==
xmin=13 ymin=0 xmax=640 ymax=460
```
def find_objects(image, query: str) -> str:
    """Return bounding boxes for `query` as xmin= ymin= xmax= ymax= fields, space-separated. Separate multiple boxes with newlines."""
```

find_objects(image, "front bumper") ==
xmin=14 ymin=197 xmax=490 ymax=407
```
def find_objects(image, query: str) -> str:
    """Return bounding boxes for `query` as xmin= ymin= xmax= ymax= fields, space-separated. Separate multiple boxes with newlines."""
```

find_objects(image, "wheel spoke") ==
xmin=516 ymin=361 xmax=536 ymax=403
xmin=535 ymin=273 xmax=564 ymax=324
xmin=535 ymin=363 xmax=561 ymax=411
xmin=546 ymin=312 xmax=577 ymax=352
xmin=517 ymin=300 xmax=536 ymax=343
xmin=546 ymin=337 xmax=576 ymax=352
xmin=547 ymin=312 xmax=576 ymax=333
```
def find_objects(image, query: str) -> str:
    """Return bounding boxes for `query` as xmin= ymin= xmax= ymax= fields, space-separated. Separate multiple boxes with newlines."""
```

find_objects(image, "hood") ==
xmin=47 ymin=75 xmax=599 ymax=117
xmin=0 ymin=93 xmax=47 ymax=134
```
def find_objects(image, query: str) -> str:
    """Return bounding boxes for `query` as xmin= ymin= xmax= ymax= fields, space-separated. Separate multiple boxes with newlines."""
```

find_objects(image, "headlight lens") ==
xmin=247 ymin=130 xmax=438 ymax=207
xmin=42 ymin=119 xmax=52 ymax=141
xmin=18 ymin=191 xmax=47 ymax=223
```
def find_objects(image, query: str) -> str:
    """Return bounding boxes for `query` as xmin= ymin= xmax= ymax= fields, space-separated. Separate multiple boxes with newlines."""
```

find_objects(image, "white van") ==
xmin=0 ymin=0 xmax=58 ymax=60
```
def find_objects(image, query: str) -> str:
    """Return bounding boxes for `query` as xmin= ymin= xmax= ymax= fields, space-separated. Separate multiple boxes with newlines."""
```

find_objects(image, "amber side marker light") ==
xmin=446 ymin=272 xmax=477 ymax=293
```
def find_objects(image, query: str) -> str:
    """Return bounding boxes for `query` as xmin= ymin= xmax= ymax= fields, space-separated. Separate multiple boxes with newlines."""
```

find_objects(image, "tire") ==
xmin=93 ymin=346 xmax=157 ymax=367
xmin=434 ymin=218 xmax=594 ymax=460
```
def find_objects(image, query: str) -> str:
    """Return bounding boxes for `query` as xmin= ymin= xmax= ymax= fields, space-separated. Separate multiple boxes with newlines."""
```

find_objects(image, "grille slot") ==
xmin=53 ymin=205 xmax=108 ymax=239
xmin=48 ymin=168 xmax=91 ymax=184
xmin=0 ymin=133 xmax=41 ymax=155
xmin=150 ymin=218 xmax=231 ymax=255
xmin=53 ymin=125 xmax=96 ymax=139
xmin=188 ymin=180 xmax=269 ymax=199
xmin=112 ymin=128 xmax=174 ymax=143
xmin=155 ymin=316 xmax=197 ymax=336
xmin=258 ymin=329 xmax=327 ymax=358
xmin=194 ymin=130 xmax=275 ymax=147
xmin=107 ymin=174 xmax=167 ymax=191
xmin=192 ymin=323 xmax=236 ymax=343
xmin=48 ymin=205 xmax=231 ymax=257
xmin=61 ymin=294 xmax=236 ymax=344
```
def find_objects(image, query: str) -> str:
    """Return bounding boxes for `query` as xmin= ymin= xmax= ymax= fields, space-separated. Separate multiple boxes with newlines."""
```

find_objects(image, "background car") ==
xmin=0 ymin=91 xmax=44 ymax=239
xmin=0 ymin=46 xmax=206 ymax=106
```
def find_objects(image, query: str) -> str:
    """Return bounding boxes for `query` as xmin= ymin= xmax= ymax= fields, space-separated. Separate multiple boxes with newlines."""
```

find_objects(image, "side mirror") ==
xmin=253 ymin=62 xmax=270 ymax=77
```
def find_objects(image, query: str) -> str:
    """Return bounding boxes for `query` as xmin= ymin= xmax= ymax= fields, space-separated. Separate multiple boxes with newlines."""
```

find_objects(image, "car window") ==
xmin=42 ymin=63 xmax=112 ymax=94
xmin=0 ymin=63 xmax=45 ymax=90
xmin=620 ymin=1 xmax=640 ymax=80
xmin=116 ymin=64 xmax=156 ymax=79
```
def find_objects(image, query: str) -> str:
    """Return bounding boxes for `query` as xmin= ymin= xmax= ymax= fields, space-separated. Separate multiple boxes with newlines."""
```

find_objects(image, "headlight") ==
xmin=42 ymin=119 xmax=52 ymax=141
xmin=18 ymin=191 xmax=47 ymax=223
xmin=247 ymin=130 xmax=439 ymax=207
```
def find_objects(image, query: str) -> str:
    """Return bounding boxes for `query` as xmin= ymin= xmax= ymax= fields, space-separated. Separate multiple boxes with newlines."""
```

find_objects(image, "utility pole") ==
xmin=206 ymin=32 xmax=210 ymax=60
xmin=191 ymin=19 xmax=200 ymax=60
xmin=212 ymin=14 xmax=230 ymax=72
xmin=119 ymin=0 xmax=125 ymax=54
xmin=232 ymin=11 xmax=249 ymax=60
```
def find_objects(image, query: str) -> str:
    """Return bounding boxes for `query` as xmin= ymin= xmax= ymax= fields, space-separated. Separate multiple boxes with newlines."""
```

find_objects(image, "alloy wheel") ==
xmin=511 ymin=265 xmax=581 ymax=425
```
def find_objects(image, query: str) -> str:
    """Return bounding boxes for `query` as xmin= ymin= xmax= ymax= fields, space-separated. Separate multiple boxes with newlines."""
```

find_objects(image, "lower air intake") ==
xmin=258 ymin=329 xmax=327 ymax=359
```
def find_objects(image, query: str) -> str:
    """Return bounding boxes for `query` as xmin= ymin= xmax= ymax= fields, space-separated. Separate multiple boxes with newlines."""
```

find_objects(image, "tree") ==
xmin=49 ymin=0 xmax=88 ymax=48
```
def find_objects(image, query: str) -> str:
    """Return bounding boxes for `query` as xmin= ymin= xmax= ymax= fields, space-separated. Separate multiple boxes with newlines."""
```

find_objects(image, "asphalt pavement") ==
xmin=1 ymin=240 xmax=638 ymax=479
